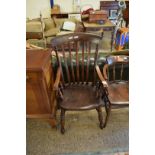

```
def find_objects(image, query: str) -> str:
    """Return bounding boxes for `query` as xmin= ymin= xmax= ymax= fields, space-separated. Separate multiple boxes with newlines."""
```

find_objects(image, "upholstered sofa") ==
xmin=26 ymin=17 xmax=84 ymax=48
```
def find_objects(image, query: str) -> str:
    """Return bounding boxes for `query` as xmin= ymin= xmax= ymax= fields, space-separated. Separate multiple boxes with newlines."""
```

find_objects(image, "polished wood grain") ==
xmin=26 ymin=49 xmax=56 ymax=127
xmin=51 ymin=32 xmax=106 ymax=133
xmin=89 ymin=10 xmax=108 ymax=23
xmin=108 ymin=82 xmax=129 ymax=105
xmin=60 ymin=85 xmax=103 ymax=110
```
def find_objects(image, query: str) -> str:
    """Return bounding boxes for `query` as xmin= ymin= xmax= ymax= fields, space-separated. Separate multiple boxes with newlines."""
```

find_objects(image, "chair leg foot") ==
xmin=96 ymin=106 xmax=104 ymax=129
xmin=61 ymin=128 xmax=65 ymax=134
xmin=100 ymin=122 xmax=104 ymax=129
xmin=60 ymin=108 xmax=65 ymax=134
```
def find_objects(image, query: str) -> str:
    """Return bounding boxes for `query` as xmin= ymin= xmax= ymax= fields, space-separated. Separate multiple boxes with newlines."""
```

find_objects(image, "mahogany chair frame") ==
xmin=51 ymin=32 xmax=108 ymax=134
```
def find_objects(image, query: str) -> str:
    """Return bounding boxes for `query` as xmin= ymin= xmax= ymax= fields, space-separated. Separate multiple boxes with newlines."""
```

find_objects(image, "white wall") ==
xmin=54 ymin=0 xmax=129 ymax=12
xmin=26 ymin=0 xmax=51 ymax=19
xmin=26 ymin=0 xmax=113 ymax=19
xmin=54 ymin=0 xmax=103 ymax=12
xmin=26 ymin=0 xmax=129 ymax=19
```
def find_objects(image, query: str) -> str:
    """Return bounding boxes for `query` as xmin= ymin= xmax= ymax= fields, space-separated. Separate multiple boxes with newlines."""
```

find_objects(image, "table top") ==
xmin=83 ymin=20 xmax=115 ymax=28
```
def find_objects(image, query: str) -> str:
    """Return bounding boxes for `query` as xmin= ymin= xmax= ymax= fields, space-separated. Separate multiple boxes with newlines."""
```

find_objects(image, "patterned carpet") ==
xmin=27 ymin=108 xmax=129 ymax=155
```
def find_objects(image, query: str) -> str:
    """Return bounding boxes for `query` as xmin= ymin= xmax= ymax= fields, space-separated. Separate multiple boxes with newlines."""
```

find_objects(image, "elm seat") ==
xmin=108 ymin=82 xmax=129 ymax=106
xmin=60 ymin=85 xmax=104 ymax=110
xmin=51 ymin=32 xmax=108 ymax=134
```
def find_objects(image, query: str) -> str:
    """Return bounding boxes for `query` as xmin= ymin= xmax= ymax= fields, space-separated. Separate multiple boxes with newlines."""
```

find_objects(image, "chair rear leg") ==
xmin=60 ymin=108 xmax=66 ymax=134
xmin=96 ymin=106 xmax=104 ymax=129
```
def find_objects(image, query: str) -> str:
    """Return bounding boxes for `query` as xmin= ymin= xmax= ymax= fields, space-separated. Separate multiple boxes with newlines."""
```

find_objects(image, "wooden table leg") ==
xmin=111 ymin=27 xmax=115 ymax=52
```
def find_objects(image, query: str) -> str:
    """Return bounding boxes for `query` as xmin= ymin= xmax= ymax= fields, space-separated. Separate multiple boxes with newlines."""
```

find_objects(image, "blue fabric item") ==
xmin=50 ymin=0 xmax=54 ymax=8
xmin=125 ymin=33 xmax=129 ymax=43
xmin=116 ymin=33 xmax=120 ymax=45
xmin=121 ymin=35 xmax=125 ymax=46
xmin=115 ymin=31 xmax=129 ymax=47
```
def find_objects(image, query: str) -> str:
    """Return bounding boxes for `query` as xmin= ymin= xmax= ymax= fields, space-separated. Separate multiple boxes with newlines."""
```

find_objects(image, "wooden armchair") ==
xmin=97 ymin=55 xmax=129 ymax=127
xmin=51 ymin=32 xmax=108 ymax=134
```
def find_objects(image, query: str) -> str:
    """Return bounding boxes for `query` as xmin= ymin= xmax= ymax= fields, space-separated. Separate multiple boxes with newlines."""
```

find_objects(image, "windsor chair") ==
xmin=97 ymin=55 xmax=129 ymax=127
xmin=51 ymin=32 xmax=108 ymax=134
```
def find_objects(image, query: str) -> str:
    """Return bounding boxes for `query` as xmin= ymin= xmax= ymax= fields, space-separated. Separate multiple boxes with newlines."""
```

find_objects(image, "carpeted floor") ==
xmin=27 ymin=108 xmax=129 ymax=155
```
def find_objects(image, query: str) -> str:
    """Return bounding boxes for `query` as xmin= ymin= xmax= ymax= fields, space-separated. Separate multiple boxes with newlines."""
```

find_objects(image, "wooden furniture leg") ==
xmin=49 ymin=96 xmax=57 ymax=128
xmin=96 ymin=106 xmax=104 ymax=129
xmin=61 ymin=108 xmax=66 ymax=134
xmin=104 ymin=97 xmax=111 ymax=128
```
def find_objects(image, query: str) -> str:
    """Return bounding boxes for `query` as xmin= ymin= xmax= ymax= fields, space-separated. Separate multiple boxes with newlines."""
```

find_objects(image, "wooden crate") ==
xmin=89 ymin=10 xmax=108 ymax=23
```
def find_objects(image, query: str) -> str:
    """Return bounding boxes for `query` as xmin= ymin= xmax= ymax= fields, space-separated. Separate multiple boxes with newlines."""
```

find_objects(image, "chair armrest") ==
xmin=53 ymin=67 xmax=61 ymax=90
xmin=96 ymin=65 xmax=108 ymax=88
xmin=103 ymin=64 xmax=108 ymax=80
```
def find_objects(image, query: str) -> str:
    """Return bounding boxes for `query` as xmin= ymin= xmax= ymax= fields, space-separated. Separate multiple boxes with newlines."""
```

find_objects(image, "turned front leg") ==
xmin=96 ymin=106 xmax=104 ymax=129
xmin=104 ymin=97 xmax=111 ymax=128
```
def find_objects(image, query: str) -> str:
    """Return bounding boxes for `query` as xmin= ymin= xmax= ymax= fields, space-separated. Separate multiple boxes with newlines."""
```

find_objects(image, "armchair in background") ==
xmin=96 ymin=55 xmax=129 ymax=127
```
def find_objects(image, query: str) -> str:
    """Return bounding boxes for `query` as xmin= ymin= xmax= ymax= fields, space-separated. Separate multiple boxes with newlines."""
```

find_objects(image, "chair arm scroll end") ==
xmin=102 ymin=81 xmax=108 ymax=88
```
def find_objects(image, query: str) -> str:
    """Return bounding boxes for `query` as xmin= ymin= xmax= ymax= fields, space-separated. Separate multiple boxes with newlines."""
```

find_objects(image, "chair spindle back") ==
xmin=51 ymin=33 xmax=102 ymax=85
xmin=104 ymin=55 xmax=129 ymax=82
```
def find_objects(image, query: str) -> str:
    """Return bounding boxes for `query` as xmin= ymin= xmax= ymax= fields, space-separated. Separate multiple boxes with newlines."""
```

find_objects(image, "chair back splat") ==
xmin=104 ymin=55 xmax=129 ymax=83
xmin=51 ymin=32 xmax=102 ymax=85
